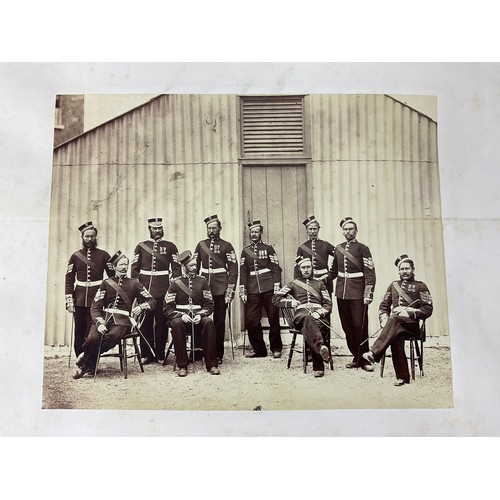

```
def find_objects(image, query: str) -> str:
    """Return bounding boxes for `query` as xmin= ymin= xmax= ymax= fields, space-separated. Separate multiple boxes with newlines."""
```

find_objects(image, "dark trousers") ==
xmin=245 ymin=290 xmax=282 ymax=356
xmin=170 ymin=317 xmax=218 ymax=370
xmin=73 ymin=306 xmax=92 ymax=357
xmin=295 ymin=314 xmax=328 ymax=371
xmin=371 ymin=315 xmax=419 ymax=381
xmin=337 ymin=298 xmax=369 ymax=365
xmin=140 ymin=299 xmax=168 ymax=360
xmin=81 ymin=323 xmax=129 ymax=369
xmin=213 ymin=294 xmax=227 ymax=359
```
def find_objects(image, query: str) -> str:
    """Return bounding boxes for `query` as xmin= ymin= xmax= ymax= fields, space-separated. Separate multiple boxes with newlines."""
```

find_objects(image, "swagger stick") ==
xmin=228 ymin=302 xmax=235 ymax=359
xmin=68 ymin=316 xmax=74 ymax=368
xmin=356 ymin=304 xmax=368 ymax=369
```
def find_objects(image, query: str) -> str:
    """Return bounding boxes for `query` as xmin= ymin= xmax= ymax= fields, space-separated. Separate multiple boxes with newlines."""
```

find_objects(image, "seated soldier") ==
xmin=163 ymin=250 xmax=220 ymax=377
xmin=363 ymin=254 xmax=433 ymax=386
xmin=272 ymin=256 xmax=332 ymax=377
xmin=73 ymin=251 xmax=156 ymax=379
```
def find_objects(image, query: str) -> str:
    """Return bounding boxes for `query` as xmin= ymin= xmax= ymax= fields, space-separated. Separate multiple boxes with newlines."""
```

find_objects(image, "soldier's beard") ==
xmin=83 ymin=240 xmax=97 ymax=249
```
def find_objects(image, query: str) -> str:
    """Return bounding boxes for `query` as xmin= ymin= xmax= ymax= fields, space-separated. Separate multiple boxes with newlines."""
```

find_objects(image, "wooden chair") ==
xmin=380 ymin=319 xmax=426 ymax=380
xmin=96 ymin=329 xmax=144 ymax=379
xmin=163 ymin=326 xmax=204 ymax=371
xmin=281 ymin=307 xmax=333 ymax=373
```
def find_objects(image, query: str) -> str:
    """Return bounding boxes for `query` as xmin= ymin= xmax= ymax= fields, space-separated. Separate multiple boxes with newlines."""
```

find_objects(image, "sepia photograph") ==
xmin=42 ymin=92 xmax=453 ymax=411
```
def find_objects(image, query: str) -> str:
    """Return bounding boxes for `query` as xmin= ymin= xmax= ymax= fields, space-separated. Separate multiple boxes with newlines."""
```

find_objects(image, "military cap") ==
xmin=248 ymin=219 xmax=262 ymax=230
xmin=340 ymin=216 xmax=356 ymax=228
xmin=395 ymin=254 xmax=413 ymax=267
xmin=109 ymin=250 xmax=127 ymax=266
xmin=295 ymin=255 xmax=312 ymax=267
xmin=148 ymin=217 xmax=163 ymax=227
xmin=178 ymin=250 xmax=196 ymax=266
xmin=204 ymin=214 xmax=220 ymax=225
xmin=78 ymin=221 xmax=95 ymax=233
xmin=303 ymin=215 xmax=320 ymax=228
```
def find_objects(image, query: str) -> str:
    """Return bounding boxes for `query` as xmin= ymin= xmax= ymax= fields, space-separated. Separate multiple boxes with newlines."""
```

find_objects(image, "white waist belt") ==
xmin=75 ymin=279 xmax=102 ymax=287
xmin=140 ymin=269 xmax=170 ymax=276
xmin=176 ymin=304 xmax=201 ymax=310
xmin=250 ymin=268 xmax=271 ymax=276
xmin=201 ymin=267 xmax=226 ymax=274
xmin=313 ymin=268 xmax=328 ymax=276
xmin=339 ymin=271 xmax=364 ymax=278
xmin=297 ymin=303 xmax=322 ymax=310
xmin=104 ymin=308 xmax=129 ymax=316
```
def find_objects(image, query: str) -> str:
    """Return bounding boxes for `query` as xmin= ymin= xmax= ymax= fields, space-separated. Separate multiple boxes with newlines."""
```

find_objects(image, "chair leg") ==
xmin=163 ymin=339 xmax=174 ymax=366
xmin=302 ymin=338 xmax=307 ymax=374
xmin=287 ymin=332 xmax=297 ymax=369
xmin=380 ymin=352 xmax=386 ymax=377
xmin=118 ymin=341 xmax=124 ymax=372
xmin=133 ymin=336 xmax=144 ymax=373
xmin=122 ymin=339 xmax=128 ymax=379
xmin=415 ymin=339 xmax=424 ymax=377
xmin=409 ymin=339 xmax=415 ymax=380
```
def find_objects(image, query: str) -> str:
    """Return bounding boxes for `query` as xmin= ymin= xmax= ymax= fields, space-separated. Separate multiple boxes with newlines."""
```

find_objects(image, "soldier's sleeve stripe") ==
xmin=203 ymin=290 xmax=213 ymax=299
xmin=140 ymin=289 xmax=153 ymax=298
xmin=363 ymin=257 xmax=374 ymax=269
xmin=66 ymin=264 xmax=74 ymax=274
xmin=132 ymin=254 xmax=139 ymax=264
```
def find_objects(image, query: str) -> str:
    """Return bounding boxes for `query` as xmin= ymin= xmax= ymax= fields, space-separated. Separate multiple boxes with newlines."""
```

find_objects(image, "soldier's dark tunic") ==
xmin=294 ymin=238 xmax=336 ymax=295
xmin=194 ymin=237 xmax=238 ymax=359
xmin=131 ymin=239 xmax=181 ymax=360
xmin=273 ymin=277 xmax=332 ymax=371
xmin=330 ymin=239 xmax=376 ymax=365
xmin=65 ymin=247 xmax=115 ymax=356
xmin=78 ymin=276 xmax=156 ymax=370
xmin=370 ymin=278 xmax=433 ymax=381
xmin=163 ymin=274 xmax=218 ymax=371
xmin=239 ymin=240 xmax=282 ymax=356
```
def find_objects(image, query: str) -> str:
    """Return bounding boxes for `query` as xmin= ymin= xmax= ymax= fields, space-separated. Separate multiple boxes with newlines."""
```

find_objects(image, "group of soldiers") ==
xmin=66 ymin=214 xmax=433 ymax=385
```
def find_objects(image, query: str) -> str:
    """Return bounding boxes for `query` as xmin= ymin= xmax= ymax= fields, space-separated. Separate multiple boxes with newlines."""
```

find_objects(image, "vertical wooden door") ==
xmin=242 ymin=165 xmax=307 ymax=286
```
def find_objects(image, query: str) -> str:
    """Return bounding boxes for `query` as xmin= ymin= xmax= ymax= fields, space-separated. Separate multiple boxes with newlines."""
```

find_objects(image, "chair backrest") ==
xmin=281 ymin=307 xmax=299 ymax=332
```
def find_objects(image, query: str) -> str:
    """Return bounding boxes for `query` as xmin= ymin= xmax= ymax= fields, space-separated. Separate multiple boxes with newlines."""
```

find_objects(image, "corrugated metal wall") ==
xmin=46 ymin=93 xmax=449 ymax=346
xmin=46 ymin=95 xmax=242 ymax=345
xmin=308 ymin=94 xmax=448 ymax=336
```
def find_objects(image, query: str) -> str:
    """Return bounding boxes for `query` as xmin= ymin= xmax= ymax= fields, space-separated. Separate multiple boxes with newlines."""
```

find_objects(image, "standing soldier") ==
xmin=194 ymin=214 xmax=238 ymax=363
xmin=65 ymin=221 xmax=115 ymax=357
xmin=239 ymin=220 xmax=283 ymax=359
xmin=131 ymin=217 xmax=181 ymax=364
xmin=295 ymin=215 xmax=336 ymax=296
xmin=330 ymin=217 xmax=376 ymax=371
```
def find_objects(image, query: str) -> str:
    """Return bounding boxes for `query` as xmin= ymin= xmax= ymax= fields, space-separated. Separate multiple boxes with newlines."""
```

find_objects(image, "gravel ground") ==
xmin=42 ymin=335 xmax=453 ymax=411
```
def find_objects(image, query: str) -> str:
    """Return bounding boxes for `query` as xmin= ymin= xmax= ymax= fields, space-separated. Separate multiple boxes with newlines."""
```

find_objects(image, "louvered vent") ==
xmin=241 ymin=96 xmax=304 ymax=155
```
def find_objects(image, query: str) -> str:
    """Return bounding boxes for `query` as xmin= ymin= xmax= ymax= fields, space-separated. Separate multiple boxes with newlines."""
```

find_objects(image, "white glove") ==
xmin=132 ymin=305 xmax=143 ymax=316
xmin=380 ymin=315 xmax=388 ymax=328
xmin=311 ymin=311 xmax=320 ymax=320
xmin=192 ymin=314 xmax=202 ymax=324
xmin=181 ymin=314 xmax=192 ymax=323
xmin=97 ymin=323 xmax=107 ymax=335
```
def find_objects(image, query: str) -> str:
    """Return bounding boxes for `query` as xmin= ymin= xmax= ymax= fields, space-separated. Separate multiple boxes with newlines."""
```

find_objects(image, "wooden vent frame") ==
xmin=241 ymin=95 xmax=305 ymax=156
